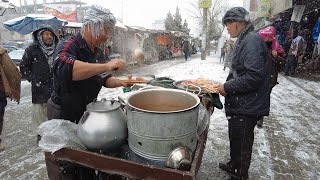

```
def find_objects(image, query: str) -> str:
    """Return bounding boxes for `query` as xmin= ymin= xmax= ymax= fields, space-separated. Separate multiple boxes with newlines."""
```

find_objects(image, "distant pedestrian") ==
xmin=0 ymin=47 xmax=21 ymax=151
xmin=284 ymin=31 xmax=306 ymax=76
xmin=220 ymin=40 xmax=227 ymax=62
xmin=183 ymin=40 xmax=190 ymax=61
xmin=223 ymin=39 xmax=234 ymax=70
xmin=20 ymin=27 xmax=59 ymax=143
xmin=218 ymin=7 xmax=271 ymax=180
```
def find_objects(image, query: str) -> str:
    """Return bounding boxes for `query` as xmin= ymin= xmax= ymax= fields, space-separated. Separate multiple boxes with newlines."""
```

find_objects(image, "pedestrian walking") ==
xmin=256 ymin=26 xmax=286 ymax=128
xmin=284 ymin=31 xmax=306 ymax=76
xmin=20 ymin=27 xmax=58 ymax=143
xmin=217 ymin=7 xmax=271 ymax=180
xmin=223 ymin=39 xmax=235 ymax=71
xmin=0 ymin=47 xmax=21 ymax=151
xmin=183 ymin=40 xmax=190 ymax=61
xmin=220 ymin=40 xmax=227 ymax=62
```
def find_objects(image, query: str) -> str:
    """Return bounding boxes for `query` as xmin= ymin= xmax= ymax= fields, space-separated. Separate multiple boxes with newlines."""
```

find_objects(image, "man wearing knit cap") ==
xmin=217 ymin=7 xmax=271 ymax=180
xmin=47 ymin=5 xmax=126 ymax=123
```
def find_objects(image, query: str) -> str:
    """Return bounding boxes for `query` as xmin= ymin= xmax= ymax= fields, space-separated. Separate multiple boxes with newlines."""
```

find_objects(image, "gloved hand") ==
xmin=211 ymin=93 xmax=223 ymax=109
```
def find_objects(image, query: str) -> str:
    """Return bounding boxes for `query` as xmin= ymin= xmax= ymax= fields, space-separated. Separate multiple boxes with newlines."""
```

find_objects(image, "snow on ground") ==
xmin=1 ymin=53 xmax=319 ymax=179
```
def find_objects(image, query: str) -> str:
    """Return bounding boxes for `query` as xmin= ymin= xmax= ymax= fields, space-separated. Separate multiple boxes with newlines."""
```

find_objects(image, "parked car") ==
xmin=2 ymin=45 xmax=19 ymax=53
xmin=8 ymin=49 xmax=25 ymax=66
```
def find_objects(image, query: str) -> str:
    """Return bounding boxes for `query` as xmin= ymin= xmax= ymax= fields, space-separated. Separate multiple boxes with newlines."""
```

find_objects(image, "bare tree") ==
xmin=188 ymin=0 xmax=230 ymax=53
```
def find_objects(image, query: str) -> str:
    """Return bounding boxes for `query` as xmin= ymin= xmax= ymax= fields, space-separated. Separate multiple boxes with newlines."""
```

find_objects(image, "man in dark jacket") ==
xmin=217 ymin=7 xmax=271 ymax=180
xmin=20 ymin=27 xmax=58 ymax=143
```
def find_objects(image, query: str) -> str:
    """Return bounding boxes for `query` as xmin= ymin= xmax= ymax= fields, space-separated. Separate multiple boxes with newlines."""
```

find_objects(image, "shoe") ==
xmin=219 ymin=161 xmax=236 ymax=174
xmin=37 ymin=135 xmax=41 ymax=145
xmin=228 ymin=174 xmax=248 ymax=180
xmin=257 ymin=118 xmax=263 ymax=129
xmin=229 ymin=172 xmax=249 ymax=180
xmin=0 ymin=142 xmax=6 ymax=151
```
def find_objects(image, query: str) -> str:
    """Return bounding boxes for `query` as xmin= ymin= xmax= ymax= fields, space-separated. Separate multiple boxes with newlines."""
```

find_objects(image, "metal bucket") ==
xmin=126 ymin=89 xmax=200 ymax=162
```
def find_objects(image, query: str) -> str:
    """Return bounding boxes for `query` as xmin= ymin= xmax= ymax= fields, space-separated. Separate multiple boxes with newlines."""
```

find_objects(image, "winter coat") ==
xmin=183 ymin=41 xmax=190 ymax=53
xmin=20 ymin=28 xmax=58 ymax=104
xmin=50 ymin=33 xmax=111 ymax=123
xmin=224 ymin=24 xmax=271 ymax=117
xmin=270 ymin=52 xmax=285 ymax=88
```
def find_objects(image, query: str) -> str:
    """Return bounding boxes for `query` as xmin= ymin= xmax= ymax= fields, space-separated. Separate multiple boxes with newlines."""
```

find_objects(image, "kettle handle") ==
xmin=117 ymin=96 xmax=127 ymax=114
xmin=79 ymin=111 xmax=90 ymax=124
xmin=118 ymin=96 xmax=126 ymax=106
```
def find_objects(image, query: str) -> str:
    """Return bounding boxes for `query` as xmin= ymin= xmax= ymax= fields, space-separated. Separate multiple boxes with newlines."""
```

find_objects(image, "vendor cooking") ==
xmin=47 ymin=4 xmax=126 ymax=122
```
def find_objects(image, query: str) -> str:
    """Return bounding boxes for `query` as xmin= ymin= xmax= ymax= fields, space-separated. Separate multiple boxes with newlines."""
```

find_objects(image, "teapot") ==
xmin=77 ymin=98 xmax=128 ymax=152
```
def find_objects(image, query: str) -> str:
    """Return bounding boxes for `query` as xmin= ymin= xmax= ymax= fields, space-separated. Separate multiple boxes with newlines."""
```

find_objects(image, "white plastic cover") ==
xmin=38 ymin=119 xmax=86 ymax=153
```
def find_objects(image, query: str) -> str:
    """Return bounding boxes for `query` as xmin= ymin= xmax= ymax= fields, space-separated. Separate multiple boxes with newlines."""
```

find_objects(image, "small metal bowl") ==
xmin=165 ymin=146 xmax=193 ymax=171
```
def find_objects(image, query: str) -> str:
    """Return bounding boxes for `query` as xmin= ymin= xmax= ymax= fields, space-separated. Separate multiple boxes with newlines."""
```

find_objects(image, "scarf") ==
xmin=81 ymin=4 xmax=116 ymax=38
xmin=37 ymin=29 xmax=56 ymax=68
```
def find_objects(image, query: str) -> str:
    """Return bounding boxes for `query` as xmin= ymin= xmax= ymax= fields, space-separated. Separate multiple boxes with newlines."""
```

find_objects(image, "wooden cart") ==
xmin=44 ymin=125 xmax=208 ymax=180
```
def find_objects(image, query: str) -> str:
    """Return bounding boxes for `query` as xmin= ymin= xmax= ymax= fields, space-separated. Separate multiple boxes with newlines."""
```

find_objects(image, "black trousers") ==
xmin=228 ymin=115 xmax=260 ymax=177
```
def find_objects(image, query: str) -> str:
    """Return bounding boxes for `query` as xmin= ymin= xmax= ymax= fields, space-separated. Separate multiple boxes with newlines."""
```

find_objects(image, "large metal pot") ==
xmin=125 ymin=88 xmax=200 ymax=163
xmin=77 ymin=98 xmax=128 ymax=152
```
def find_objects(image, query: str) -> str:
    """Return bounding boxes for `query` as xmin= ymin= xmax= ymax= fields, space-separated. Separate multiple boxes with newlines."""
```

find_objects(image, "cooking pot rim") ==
xmin=126 ymin=89 xmax=200 ymax=114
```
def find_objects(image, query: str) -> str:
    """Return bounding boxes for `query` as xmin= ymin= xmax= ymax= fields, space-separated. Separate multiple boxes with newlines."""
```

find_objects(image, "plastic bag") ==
xmin=38 ymin=119 xmax=86 ymax=153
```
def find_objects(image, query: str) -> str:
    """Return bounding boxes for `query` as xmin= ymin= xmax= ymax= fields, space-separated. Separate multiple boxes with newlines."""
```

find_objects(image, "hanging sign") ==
xmin=198 ymin=0 xmax=212 ymax=8
xmin=258 ymin=0 xmax=270 ymax=17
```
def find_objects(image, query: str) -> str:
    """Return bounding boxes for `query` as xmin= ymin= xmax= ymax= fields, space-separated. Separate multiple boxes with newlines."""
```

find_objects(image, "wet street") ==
xmin=0 ymin=53 xmax=320 ymax=180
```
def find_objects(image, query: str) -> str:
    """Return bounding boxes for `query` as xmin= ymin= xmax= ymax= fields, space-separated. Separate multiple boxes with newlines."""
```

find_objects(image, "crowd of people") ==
xmin=0 ymin=3 xmax=317 ymax=180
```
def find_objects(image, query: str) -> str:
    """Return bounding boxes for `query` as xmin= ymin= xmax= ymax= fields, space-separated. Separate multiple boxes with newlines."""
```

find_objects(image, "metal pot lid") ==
xmin=86 ymin=98 xmax=121 ymax=112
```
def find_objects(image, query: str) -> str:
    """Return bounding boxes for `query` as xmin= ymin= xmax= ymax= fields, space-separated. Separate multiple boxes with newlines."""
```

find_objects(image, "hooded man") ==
xmin=47 ymin=5 xmax=126 ymax=123
xmin=20 ymin=27 xmax=58 ymax=143
xmin=217 ymin=7 xmax=271 ymax=180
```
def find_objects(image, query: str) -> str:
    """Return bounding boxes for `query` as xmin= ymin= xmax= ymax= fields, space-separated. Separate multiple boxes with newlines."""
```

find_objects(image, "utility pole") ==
xmin=121 ymin=0 xmax=124 ymax=23
xmin=201 ymin=8 xmax=207 ymax=60
xmin=198 ymin=0 xmax=211 ymax=60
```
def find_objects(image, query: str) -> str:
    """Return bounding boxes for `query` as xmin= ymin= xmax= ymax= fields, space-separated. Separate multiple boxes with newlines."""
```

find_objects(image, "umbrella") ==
xmin=64 ymin=20 xmax=127 ymax=31
xmin=3 ymin=14 xmax=68 ymax=35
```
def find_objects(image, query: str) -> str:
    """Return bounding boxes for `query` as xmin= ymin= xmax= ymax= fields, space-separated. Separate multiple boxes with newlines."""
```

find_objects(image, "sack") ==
xmin=0 ymin=48 xmax=21 ymax=103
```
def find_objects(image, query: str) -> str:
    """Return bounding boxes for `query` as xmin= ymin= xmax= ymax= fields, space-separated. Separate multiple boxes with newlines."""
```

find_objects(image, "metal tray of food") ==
xmin=174 ymin=79 xmax=220 ymax=94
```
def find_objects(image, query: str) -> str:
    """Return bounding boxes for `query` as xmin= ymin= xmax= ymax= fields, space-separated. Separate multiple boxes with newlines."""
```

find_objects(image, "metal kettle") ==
xmin=77 ymin=98 xmax=128 ymax=152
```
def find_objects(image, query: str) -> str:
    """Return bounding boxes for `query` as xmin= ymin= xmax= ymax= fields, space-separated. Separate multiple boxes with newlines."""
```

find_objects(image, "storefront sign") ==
xmin=43 ymin=4 xmax=77 ymax=22
xmin=291 ymin=5 xmax=306 ymax=22
xmin=270 ymin=0 xmax=292 ymax=16
xmin=258 ymin=0 xmax=270 ymax=17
